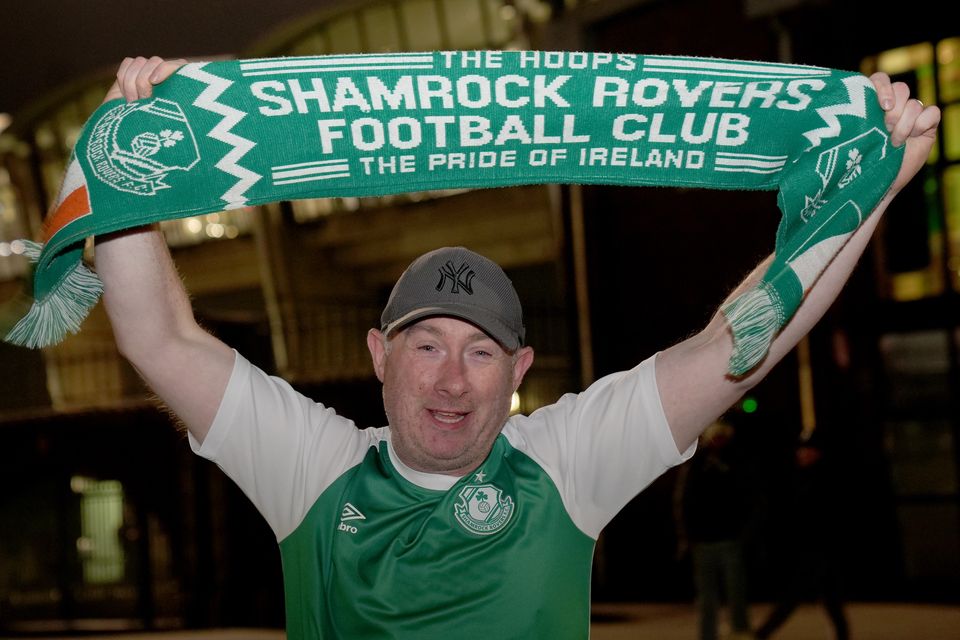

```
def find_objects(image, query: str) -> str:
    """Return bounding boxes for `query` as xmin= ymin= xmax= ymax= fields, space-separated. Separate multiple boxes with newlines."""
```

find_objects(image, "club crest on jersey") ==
xmin=454 ymin=483 xmax=514 ymax=536
xmin=86 ymin=98 xmax=200 ymax=196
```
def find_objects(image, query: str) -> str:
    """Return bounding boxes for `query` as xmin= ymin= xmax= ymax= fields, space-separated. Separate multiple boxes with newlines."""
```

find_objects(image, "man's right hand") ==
xmin=103 ymin=56 xmax=187 ymax=104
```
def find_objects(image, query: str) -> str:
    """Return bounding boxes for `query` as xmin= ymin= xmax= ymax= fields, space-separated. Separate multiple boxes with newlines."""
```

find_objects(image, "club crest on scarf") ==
xmin=86 ymin=98 xmax=200 ymax=196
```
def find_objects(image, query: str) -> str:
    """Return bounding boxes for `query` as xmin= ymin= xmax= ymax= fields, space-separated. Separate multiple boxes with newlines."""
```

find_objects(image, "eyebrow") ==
xmin=406 ymin=323 xmax=494 ymax=345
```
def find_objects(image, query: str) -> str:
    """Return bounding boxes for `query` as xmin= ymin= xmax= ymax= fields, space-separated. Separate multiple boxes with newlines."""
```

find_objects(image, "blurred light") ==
xmin=35 ymin=127 xmax=56 ymax=149
xmin=0 ymin=113 xmax=10 ymax=135
xmin=0 ymin=242 xmax=10 ymax=257
xmin=520 ymin=0 xmax=552 ymax=22
xmin=937 ymin=37 xmax=957 ymax=64
xmin=510 ymin=392 xmax=521 ymax=414
xmin=206 ymin=212 xmax=221 ymax=223
xmin=877 ymin=42 xmax=933 ymax=75
xmin=70 ymin=475 xmax=90 ymax=493
xmin=206 ymin=223 xmax=225 ymax=238
xmin=224 ymin=225 xmax=239 ymax=239
xmin=742 ymin=396 xmax=758 ymax=414
xmin=949 ymin=256 xmax=960 ymax=274
xmin=185 ymin=218 xmax=203 ymax=234
xmin=9 ymin=239 xmax=25 ymax=254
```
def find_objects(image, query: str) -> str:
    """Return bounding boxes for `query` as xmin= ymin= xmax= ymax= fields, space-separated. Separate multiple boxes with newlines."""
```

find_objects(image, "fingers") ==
xmin=910 ymin=102 xmax=939 ymax=143
xmin=869 ymin=71 xmax=895 ymax=110
xmin=889 ymin=95 xmax=925 ymax=148
xmin=150 ymin=58 xmax=188 ymax=84
xmin=886 ymin=98 xmax=941 ymax=195
xmin=877 ymin=76 xmax=940 ymax=148
xmin=102 ymin=56 xmax=134 ymax=104
xmin=870 ymin=71 xmax=918 ymax=147
xmin=120 ymin=56 xmax=149 ymax=102
xmin=104 ymin=56 xmax=187 ymax=105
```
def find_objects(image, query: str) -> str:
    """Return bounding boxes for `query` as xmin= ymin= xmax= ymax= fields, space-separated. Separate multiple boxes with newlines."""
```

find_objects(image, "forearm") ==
xmin=97 ymin=226 xmax=199 ymax=356
xmin=659 ymin=193 xmax=890 ymax=451
xmin=96 ymin=226 xmax=233 ymax=438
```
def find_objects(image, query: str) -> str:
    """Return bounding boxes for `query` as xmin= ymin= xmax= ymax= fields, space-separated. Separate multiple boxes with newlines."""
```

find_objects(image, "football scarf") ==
xmin=3 ymin=51 xmax=902 ymax=375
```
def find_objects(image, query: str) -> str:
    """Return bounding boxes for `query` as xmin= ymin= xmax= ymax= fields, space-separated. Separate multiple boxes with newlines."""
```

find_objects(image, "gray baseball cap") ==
xmin=380 ymin=247 xmax=525 ymax=350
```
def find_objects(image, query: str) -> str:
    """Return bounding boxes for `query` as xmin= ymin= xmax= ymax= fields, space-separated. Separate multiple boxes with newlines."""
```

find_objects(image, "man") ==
xmin=675 ymin=420 xmax=756 ymax=640
xmin=97 ymin=56 xmax=939 ymax=638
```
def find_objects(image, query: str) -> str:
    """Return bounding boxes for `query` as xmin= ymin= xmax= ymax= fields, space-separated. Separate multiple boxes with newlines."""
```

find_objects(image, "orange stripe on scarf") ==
xmin=43 ymin=186 xmax=90 ymax=241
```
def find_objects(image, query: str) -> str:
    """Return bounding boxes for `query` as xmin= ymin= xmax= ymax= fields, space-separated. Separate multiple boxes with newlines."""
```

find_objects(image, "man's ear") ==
xmin=367 ymin=329 xmax=388 ymax=383
xmin=512 ymin=346 xmax=535 ymax=391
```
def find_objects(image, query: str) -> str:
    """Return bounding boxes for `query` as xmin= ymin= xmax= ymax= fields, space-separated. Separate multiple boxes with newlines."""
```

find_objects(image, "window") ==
xmin=72 ymin=476 xmax=126 ymax=584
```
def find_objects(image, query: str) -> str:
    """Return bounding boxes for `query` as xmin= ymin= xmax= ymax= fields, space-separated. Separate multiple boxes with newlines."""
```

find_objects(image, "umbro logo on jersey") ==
xmin=341 ymin=503 xmax=366 ymax=521
xmin=338 ymin=502 xmax=366 ymax=534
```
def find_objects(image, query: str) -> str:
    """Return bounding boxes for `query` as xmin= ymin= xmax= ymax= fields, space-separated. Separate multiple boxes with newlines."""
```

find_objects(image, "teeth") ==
xmin=432 ymin=411 xmax=465 ymax=424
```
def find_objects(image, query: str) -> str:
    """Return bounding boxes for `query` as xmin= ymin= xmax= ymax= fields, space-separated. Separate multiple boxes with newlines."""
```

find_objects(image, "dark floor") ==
xmin=10 ymin=602 xmax=960 ymax=639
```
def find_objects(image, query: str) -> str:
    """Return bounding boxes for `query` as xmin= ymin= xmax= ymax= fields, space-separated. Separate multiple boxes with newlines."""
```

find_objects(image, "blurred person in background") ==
xmin=676 ymin=419 xmax=757 ymax=640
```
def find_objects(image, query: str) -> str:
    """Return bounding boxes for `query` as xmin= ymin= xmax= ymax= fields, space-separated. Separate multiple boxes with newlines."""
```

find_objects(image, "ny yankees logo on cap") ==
xmin=436 ymin=261 xmax=475 ymax=295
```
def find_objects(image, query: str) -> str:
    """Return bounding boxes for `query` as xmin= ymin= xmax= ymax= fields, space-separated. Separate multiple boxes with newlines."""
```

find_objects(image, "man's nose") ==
xmin=435 ymin=356 xmax=469 ymax=396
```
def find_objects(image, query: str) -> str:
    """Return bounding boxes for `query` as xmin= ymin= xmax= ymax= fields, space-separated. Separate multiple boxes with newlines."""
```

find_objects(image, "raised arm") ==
xmin=657 ymin=73 xmax=941 ymax=452
xmin=96 ymin=57 xmax=234 ymax=443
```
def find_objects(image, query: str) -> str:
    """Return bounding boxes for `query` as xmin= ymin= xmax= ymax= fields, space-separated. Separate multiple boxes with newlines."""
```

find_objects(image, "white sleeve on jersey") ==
xmin=189 ymin=351 xmax=376 ymax=541
xmin=503 ymin=352 xmax=695 ymax=539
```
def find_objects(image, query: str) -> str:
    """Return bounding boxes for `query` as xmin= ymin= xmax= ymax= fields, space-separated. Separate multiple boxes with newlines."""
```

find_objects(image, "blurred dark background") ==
xmin=1 ymin=0 xmax=958 ymax=634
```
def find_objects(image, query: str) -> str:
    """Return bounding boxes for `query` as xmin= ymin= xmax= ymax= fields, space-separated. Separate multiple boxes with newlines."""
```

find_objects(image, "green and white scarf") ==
xmin=3 ymin=51 xmax=901 ymax=375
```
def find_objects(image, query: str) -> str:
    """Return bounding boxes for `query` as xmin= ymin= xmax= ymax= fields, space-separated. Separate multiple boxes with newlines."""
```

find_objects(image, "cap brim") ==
xmin=382 ymin=304 xmax=521 ymax=351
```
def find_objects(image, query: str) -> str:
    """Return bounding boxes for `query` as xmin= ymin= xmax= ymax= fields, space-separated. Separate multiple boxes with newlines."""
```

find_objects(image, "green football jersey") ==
xmin=192 ymin=352 xmax=692 ymax=638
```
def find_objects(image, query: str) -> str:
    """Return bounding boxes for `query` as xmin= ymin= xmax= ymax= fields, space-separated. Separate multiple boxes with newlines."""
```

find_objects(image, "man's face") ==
xmin=367 ymin=317 xmax=534 ymax=476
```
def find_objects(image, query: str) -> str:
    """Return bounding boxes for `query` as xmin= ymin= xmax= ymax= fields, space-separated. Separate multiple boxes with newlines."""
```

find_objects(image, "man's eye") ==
xmin=418 ymin=344 xmax=436 ymax=352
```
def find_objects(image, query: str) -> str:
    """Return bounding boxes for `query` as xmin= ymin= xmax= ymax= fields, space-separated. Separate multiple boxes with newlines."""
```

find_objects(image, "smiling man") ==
xmin=95 ymin=56 xmax=940 ymax=639
xmin=369 ymin=248 xmax=535 ymax=475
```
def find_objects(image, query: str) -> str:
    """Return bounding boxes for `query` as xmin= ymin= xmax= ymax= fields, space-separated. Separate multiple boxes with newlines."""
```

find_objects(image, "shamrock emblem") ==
xmin=845 ymin=148 xmax=862 ymax=171
xmin=159 ymin=129 xmax=185 ymax=147
xmin=838 ymin=147 xmax=863 ymax=188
